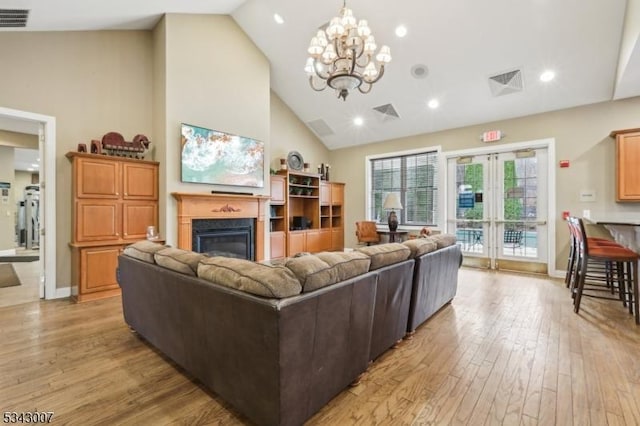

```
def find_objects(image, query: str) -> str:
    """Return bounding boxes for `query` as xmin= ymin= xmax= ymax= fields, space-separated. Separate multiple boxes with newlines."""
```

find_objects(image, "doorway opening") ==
xmin=0 ymin=106 xmax=56 ymax=301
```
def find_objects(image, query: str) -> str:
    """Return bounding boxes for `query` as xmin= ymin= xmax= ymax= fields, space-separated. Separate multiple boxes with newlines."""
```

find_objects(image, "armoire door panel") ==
xmin=123 ymin=163 xmax=158 ymax=200
xmin=123 ymin=202 xmax=158 ymax=240
xmin=76 ymin=158 xmax=120 ymax=198
xmin=76 ymin=201 xmax=120 ymax=241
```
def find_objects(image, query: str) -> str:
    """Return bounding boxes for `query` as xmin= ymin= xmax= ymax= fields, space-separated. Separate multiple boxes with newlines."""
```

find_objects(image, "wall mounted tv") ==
xmin=180 ymin=123 xmax=264 ymax=188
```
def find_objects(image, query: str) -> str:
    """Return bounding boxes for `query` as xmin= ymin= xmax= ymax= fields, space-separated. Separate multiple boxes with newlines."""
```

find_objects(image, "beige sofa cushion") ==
xmin=123 ymin=240 xmax=169 ymax=264
xmin=154 ymin=247 xmax=205 ymax=276
xmin=198 ymin=257 xmax=301 ymax=298
xmin=285 ymin=251 xmax=370 ymax=293
xmin=403 ymin=239 xmax=438 ymax=258
xmin=428 ymin=233 xmax=457 ymax=249
xmin=356 ymin=243 xmax=411 ymax=270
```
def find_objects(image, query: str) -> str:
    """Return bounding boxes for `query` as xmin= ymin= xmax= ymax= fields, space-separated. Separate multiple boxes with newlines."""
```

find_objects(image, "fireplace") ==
xmin=192 ymin=218 xmax=254 ymax=260
xmin=172 ymin=192 xmax=268 ymax=262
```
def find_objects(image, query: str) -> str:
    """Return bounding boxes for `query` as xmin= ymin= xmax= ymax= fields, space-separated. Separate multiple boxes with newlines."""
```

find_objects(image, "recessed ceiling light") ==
xmin=540 ymin=70 xmax=555 ymax=82
xmin=31 ymin=163 xmax=39 ymax=168
xmin=427 ymin=99 xmax=439 ymax=109
xmin=273 ymin=13 xmax=284 ymax=24
xmin=37 ymin=158 xmax=40 ymax=162
xmin=353 ymin=117 xmax=364 ymax=126
xmin=395 ymin=25 xmax=407 ymax=38
xmin=27 ymin=168 xmax=34 ymax=171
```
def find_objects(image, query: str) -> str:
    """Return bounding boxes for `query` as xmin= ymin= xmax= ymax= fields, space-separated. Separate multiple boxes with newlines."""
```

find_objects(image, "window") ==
xmin=369 ymin=150 xmax=438 ymax=226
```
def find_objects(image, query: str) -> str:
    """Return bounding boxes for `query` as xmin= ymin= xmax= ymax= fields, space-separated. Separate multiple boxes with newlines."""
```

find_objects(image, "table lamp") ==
xmin=383 ymin=193 xmax=403 ymax=232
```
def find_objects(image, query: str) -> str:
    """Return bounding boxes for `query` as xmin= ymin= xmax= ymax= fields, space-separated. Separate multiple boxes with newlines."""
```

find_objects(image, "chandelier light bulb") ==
xmin=363 ymin=62 xmax=378 ymax=79
xmin=305 ymin=58 xmax=315 ymax=75
xmin=308 ymin=37 xmax=323 ymax=56
xmin=326 ymin=17 xmax=345 ymax=39
xmin=364 ymin=35 xmax=377 ymax=54
xmin=376 ymin=45 xmax=392 ymax=63
xmin=322 ymin=44 xmax=337 ymax=62
xmin=357 ymin=20 xmax=371 ymax=37
xmin=341 ymin=8 xmax=356 ymax=29
xmin=316 ymin=30 xmax=328 ymax=47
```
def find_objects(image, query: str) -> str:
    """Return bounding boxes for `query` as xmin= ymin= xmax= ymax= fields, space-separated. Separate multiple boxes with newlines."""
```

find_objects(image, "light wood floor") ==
xmin=1 ymin=268 xmax=639 ymax=425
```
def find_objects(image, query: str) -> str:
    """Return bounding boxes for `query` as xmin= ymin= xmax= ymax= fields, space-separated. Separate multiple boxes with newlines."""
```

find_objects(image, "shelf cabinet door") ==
xmin=331 ymin=183 xmax=344 ymax=205
xmin=123 ymin=162 xmax=158 ymax=200
xmin=616 ymin=132 xmax=640 ymax=201
xmin=76 ymin=200 xmax=121 ymax=242
xmin=123 ymin=201 xmax=158 ymax=240
xmin=331 ymin=228 xmax=344 ymax=251
xmin=270 ymin=231 xmax=286 ymax=259
xmin=76 ymin=157 xmax=120 ymax=199
xmin=270 ymin=175 xmax=286 ymax=204
xmin=79 ymin=246 xmax=121 ymax=295
xmin=320 ymin=182 xmax=330 ymax=205
xmin=318 ymin=229 xmax=331 ymax=252
xmin=288 ymin=231 xmax=306 ymax=256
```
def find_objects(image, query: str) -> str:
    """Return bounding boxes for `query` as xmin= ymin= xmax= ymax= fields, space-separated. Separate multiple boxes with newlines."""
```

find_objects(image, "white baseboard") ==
xmin=54 ymin=287 xmax=71 ymax=299
xmin=551 ymin=269 xmax=566 ymax=279
xmin=0 ymin=248 xmax=16 ymax=256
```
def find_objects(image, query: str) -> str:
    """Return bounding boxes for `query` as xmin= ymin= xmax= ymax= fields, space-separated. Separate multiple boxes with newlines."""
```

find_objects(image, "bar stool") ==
xmin=569 ymin=217 xmax=639 ymax=324
xmin=564 ymin=218 xmax=623 ymax=290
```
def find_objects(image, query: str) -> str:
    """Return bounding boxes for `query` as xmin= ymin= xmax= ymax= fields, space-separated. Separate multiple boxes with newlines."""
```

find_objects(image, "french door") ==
xmin=446 ymin=148 xmax=548 ymax=273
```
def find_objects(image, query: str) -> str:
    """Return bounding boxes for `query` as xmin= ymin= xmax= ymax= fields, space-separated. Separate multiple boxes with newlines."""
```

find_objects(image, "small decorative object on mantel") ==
xmin=280 ymin=158 xmax=287 ymax=170
xmin=77 ymin=143 xmax=87 ymax=153
xmin=90 ymin=132 xmax=152 ymax=159
xmin=303 ymin=162 xmax=310 ymax=172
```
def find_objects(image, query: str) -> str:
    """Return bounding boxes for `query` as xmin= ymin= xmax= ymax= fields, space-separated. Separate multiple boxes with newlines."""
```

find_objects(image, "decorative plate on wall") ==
xmin=287 ymin=151 xmax=304 ymax=171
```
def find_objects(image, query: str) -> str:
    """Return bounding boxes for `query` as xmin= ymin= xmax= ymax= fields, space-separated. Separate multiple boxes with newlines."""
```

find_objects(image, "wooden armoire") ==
xmin=67 ymin=152 xmax=159 ymax=302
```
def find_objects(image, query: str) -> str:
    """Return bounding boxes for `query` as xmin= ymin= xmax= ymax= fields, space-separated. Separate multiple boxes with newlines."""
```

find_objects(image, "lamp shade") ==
xmin=383 ymin=192 xmax=403 ymax=210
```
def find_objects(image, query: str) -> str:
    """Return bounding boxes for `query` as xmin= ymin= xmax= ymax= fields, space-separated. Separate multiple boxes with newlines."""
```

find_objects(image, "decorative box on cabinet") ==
xmin=611 ymin=128 xmax=640 ymax=201
xmin=67 ymin=152 xmax=160 ymax=302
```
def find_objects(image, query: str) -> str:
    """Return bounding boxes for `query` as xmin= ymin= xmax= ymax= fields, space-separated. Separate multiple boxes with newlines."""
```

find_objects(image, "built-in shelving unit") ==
xmin=269 ymin=171 xmax=344 ymax=258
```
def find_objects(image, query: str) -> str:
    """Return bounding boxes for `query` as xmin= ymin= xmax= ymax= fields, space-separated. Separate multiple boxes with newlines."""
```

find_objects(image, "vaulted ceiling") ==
xmin=1 ymin=0 xmax=638 ymax=149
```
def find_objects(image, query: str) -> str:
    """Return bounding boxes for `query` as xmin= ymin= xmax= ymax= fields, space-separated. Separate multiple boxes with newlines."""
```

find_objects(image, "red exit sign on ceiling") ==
xmin=482 ymin=130 xmax=502 ymax=142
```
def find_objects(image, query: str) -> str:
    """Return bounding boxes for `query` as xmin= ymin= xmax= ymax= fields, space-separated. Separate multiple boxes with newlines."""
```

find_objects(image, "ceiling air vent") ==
xmin=372 ymin=103 xmax=400 ymax=122
xmin=0 ymin=9 xmax=29 ymax=28
xmin=488 ymin=69 xmax=523 ymax=96
xmin=307 ymin=119 xmax=334 ymax=137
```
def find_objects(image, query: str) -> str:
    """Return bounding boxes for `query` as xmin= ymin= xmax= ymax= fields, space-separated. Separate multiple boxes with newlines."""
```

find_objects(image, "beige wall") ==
xmin=0 ymin=31 xmax=153 ymax=287
xmin=330 ymin=96 xmax=640 ymax=272
xmin=270 ymin=91 xmax=330 ymax=172
xmin=159 ymin=14 xmax=270 ymax=245
xmin=0 ymin=146 xmax=15 ymax=250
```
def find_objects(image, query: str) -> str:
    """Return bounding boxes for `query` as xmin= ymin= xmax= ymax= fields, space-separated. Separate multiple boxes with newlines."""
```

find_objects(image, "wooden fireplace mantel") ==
xmin=172 ymin=192 xmax=270 ymax=261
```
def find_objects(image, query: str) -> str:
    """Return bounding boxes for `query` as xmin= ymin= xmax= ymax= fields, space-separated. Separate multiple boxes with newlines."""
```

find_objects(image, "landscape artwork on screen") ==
xmin=180 ymin=123 xmax=264 ymax=188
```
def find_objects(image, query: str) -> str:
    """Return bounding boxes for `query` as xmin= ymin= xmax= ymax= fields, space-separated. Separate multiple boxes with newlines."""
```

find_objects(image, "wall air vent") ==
xmin=0 ymin=9 xmax=29 ymax=28
xmin=488 ymin=69 xmax=524 ymax=96
xmin=372 ymin=103 xmax=400 ymax=122
xmin=307 ymin=119 xmax=334 ymax=137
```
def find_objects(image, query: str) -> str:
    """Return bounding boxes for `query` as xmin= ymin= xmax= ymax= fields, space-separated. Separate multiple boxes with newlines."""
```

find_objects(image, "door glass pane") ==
xmin=455 ymin=162 xmax=483 ymax=254
xmin=503 ymin=158 xmax=537 ymax=258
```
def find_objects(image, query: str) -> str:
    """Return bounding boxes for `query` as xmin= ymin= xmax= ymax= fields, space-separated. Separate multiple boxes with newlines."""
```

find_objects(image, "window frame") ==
xmin=365 ymin=145 xmax=442 ymax=229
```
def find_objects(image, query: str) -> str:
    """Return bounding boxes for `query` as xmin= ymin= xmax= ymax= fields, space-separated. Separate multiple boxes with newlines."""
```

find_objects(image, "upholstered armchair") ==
xmin=355 ymin=221 xmax=380 ymax=246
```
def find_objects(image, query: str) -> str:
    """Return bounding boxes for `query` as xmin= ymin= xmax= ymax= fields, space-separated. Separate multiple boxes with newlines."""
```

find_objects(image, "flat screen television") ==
xmin=180 ymin=123 xmax=264 ymax=188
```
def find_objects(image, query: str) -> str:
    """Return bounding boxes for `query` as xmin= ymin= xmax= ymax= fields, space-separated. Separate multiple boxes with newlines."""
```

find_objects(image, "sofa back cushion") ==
xmin=198 ymin=257 xmax=302 ymax=298
xmin=154 ymin=247 xmax=205 ymax=276
xmin=285 ymin=251 xmax=371 ymax=293
xmin=403 ymin=239 xmax=438 ymax=258
xmin=123 ymin=240 xmax=169 ymax=264
xmin=427 ymin=233 xmax=457 ymax=249
xmin=356 ymin=243 xmax=411 ymax=270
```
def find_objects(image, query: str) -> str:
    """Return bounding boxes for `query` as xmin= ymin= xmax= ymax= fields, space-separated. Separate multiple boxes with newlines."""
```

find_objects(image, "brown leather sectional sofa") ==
xmin=117 ymin=237 xmax=461 ymax=426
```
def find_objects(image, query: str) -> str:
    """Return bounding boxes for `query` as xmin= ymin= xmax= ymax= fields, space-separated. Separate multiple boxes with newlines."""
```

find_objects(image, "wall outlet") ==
xmin=583 ymin=210 xmax=591 ymax=219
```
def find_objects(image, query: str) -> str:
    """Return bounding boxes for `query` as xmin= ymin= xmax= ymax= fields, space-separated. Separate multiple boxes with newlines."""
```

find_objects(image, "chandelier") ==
xmin=305 ymin=1 xmax=391 ymax=101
